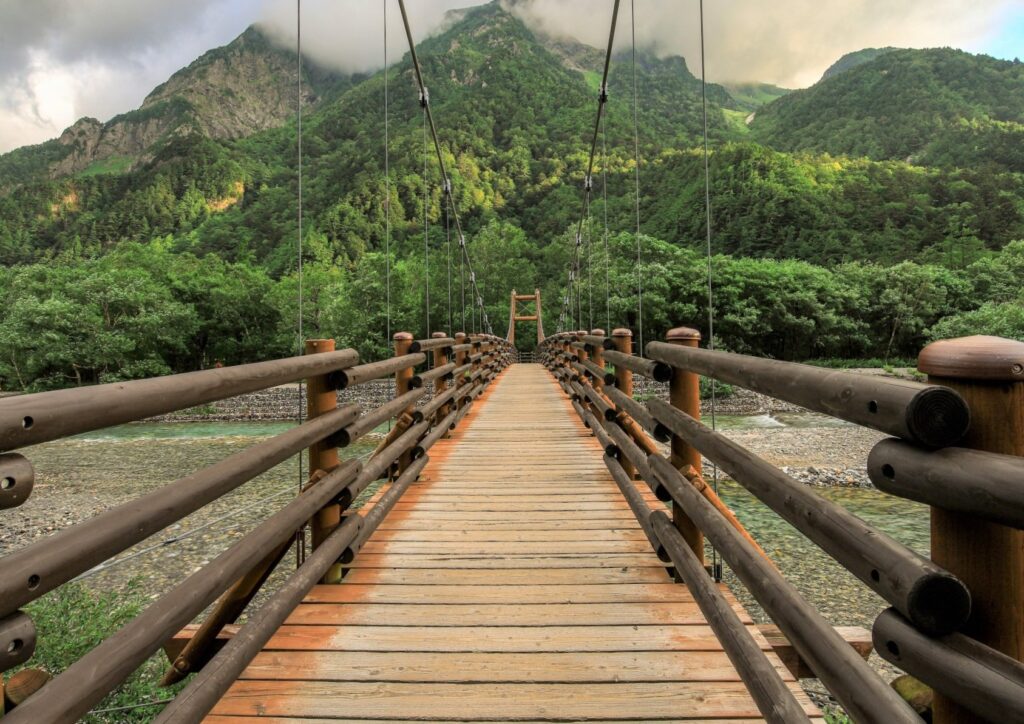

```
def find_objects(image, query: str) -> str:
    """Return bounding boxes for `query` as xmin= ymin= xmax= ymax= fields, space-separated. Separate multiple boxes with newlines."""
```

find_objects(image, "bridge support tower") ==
xmin=507 ymin=289 xmax=544 ymax=349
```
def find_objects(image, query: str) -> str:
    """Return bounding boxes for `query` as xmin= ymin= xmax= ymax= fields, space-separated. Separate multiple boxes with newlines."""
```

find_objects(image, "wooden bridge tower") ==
xmin=506 ymin=288 xmax=544 ymax=347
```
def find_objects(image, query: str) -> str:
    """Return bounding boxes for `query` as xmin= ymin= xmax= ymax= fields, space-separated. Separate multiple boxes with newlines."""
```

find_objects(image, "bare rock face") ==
xmin=48 ymin=26 xmax=322 ymax=177
xmin=141 ymin=26 xmax=314 ymax=141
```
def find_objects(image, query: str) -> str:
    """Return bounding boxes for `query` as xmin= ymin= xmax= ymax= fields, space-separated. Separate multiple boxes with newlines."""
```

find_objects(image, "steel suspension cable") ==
xmin=699 ymin=0 xmax=721 ymax=581
xmin=630 ymin=0 xmax=644 ymax=355
xmin=446 ymin=194 xmax=453 ymax=334
xmin=384 ymin=0 xmax=391 ymax=360
xmin=558 ymin=0 xmax=621 ymax=332
xmin=294 ymin=0 xmax=305 ymax=566
xmin=422 ymin=105 xmax=430 ymax=338
xmin=587 ymin=193 xmax=594 ymax=330
xmin=602 ymin=116 xmax=611 ymax=332
xmin=398 ymin=0 xmax=491 ymax=335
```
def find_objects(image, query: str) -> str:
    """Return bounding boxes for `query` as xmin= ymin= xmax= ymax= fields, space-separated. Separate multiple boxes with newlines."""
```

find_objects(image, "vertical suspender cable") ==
xmin=699 ymin=0 xmax=721 ymax=581
xmin=630 ymin=0 xmax=644 ymax=356
xmin=560 ymin=0 xmax=621 ymax=333
xmin=602 ymin=117 xmax=611 ymax=332
xmin=587 ymin=194 xmax=593 ymax=330
xmin=446 ymin=195 xmax=453 ymax=334
xmin=422 ymin=106 xmax=430 ymax=338
xmin=384 ymin=0 xmax=391 ymax=360
xmin=383 ymin=0 xmax=393 ymax=432
xmin=294 ymin=0 xmax=305 ymax=566
xmin=461 ymin=238 xmax=466 ymax=332
xmin=398 ymin=0 xmax=488 ymax=337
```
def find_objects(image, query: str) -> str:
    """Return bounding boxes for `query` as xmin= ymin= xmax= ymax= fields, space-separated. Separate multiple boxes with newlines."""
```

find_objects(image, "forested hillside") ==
xmin=752 ymin=48 xmax=1024 ymax=172
xmin=0 ymin=1 xmax=1021 ymax=390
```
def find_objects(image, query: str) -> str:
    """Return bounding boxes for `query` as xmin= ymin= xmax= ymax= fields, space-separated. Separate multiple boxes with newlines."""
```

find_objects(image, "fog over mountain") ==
xmin=1 ymin=0 xmax=1020 ymax=151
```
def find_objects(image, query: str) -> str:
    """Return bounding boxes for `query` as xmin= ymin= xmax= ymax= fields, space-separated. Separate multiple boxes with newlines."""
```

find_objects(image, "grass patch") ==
xmin=700 ymin=377 xmax=735 ymax=400
xmin=824 ymin=706 xmax=852 ymax=723
xmin=804 ymin=358 xmax=916 ymax=369
xmin=723 ymin=108 xmax=752 ymax=135
xmin=79 ymin=155 xmax=134 ymax=177
xmin=14 ymin=580 xmax=184 ymax=722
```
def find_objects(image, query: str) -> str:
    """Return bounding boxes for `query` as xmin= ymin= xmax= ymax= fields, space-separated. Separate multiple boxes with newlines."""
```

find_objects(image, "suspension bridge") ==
xmin=1 ymin=1 xmax=1023 ymax=722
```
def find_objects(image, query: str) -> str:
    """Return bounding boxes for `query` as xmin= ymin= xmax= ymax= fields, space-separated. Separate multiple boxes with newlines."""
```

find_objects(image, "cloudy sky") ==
xmin=1 ymin=0 xmax=1022 ymax=153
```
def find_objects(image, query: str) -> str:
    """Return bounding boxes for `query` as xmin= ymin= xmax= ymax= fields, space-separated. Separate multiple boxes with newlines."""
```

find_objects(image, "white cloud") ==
xmin=0 ymin=0 xmax=1017 ymax=153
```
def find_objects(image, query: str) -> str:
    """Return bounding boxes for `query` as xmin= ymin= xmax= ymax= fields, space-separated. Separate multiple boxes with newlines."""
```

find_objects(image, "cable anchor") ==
xmin=419 ymin=87 xmax=429 ymax=107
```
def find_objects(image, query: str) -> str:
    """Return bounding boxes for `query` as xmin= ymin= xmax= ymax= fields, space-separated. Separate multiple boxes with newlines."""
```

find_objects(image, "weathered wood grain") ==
xmin=207 ymin=365 xmax=818 ymax=722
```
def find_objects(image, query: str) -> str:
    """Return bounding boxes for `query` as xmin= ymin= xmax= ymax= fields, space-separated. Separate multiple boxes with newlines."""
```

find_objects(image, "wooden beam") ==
xmin=758 ymin=624 xmax=873 ymax=679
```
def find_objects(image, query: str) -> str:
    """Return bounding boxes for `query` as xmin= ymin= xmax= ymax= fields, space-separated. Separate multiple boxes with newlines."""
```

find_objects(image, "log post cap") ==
xmin=918 ymin=335 xmax=1024 ymax=382
xmin=576 ymin=330 xmax=587 ymax=336
xmin=455 ymin=332 xmax=467 ymax=340
xmin=612 ymin=328 xmax=633 ymax=338
xmin=304 ymin=338 xmax=335 ymax=351
xmin=590 ymin=328 xmax=606 ymax=336
xmin=393 ymin=332 xmax=413 ymax=341
xmin=431 ymin=331 xmax=447 ymax=338
xmin=667 ymin=326 xmax=701 ymax=342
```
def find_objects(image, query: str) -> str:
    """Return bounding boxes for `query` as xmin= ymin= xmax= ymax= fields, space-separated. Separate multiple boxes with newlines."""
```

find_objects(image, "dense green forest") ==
xmin=0 ymin=2 xmax=1021 ymax=390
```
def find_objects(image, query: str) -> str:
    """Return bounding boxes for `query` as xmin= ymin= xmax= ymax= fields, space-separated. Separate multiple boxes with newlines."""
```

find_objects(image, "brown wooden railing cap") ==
xmin=918 ymin=335 xmax=1024 ymax=382
xmin=432 ymin=331 xmax=448 ymax=338
xmin=305 ymin=338 xmax=334 ymax=351
xmin=667 ymin=326 xmax=701 ymax=342
xmin=590 ymin=328 xmax=606 ymax=336
xmin=393 ymin=331 xmax=413 ymax=341
xmin=612 ymin=328 xmax=632 ymax=338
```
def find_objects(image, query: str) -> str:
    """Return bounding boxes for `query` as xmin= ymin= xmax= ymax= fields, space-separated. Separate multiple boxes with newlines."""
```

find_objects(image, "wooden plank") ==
xmin=210 ymin=681 xmax=818 ymax=720
xmin=340 ymin=567 xmax=670 ymax=585
xmin=366 ymin=529 xmax=651 ymax=543
xmin=208 ymin=365 xmax=821 ymax=722
xmin=759 ymin=623 xmax=874 ymax=679
xmin=207 ymin=717 xmax=827 ymax=723
xmin=374 ymin=519 xmax=645 ymax=531
xmin=386 ymin=501 xmax=657 ymax=512
xmin=303 ymin=583 xmax=705 ymax=605
xmin=341 ymin=554 xmax=667 ymax=569
xmin=239 ymin=650 xmax=781 ymax=682
xmin=263 ymin=624 xmax=766 ymax=653
xmin=285 ymin=601 xmax=754 ymax=626
xmin=358 ymin=539 xmax=655 ymax=554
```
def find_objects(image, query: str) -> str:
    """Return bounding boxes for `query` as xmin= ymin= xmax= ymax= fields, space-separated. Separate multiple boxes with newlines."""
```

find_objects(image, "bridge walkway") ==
xmin=207 ymin=364 xmax=820 ymax=722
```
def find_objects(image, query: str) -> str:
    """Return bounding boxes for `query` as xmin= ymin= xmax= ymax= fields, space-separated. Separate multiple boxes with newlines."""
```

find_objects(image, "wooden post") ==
xmin=590 ymin=328 xmax=606 ymax=393
xmin=394 ymin=332 xmax=415 ymax=475
xmin=432 ymin=331 xmax=451 ymax=437
xmin=666 ymin=326 xmax=705 ymax=567
xmin=453 ymin=331 xmax=468 ymax=409
xmin=575 ymin=331 xmax=592 ymax=416
xmin=535 ymin=288 xmax=544 ymax=345
xmin=611 ymin=328 xmax=637 ymax=480
xmin=304 ymin=338 xmax=343 ymax=584
xmin=918 ymin=335 xmax=1024 ymax=724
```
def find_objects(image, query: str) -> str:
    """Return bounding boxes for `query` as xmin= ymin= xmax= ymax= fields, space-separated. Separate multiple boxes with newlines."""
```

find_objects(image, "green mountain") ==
xmin=751 ymin=48 xmax=1024 ymax=171
xmin=820 ymin=47 xmax=898 ymax=81
xmin=722 ymin=82 xmax=791 ymax=113
xmin=0 ymin=26 xmax=350 ymax=189
xmin=0 ymin=1 xmax=1022 ymax=390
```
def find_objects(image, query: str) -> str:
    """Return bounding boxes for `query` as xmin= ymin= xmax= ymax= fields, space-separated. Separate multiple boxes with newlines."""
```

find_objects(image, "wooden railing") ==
xmin=540 ymin=327 xmax=1024 ymax=724
xmin=0 ymin=332 xmax=513 ymax=722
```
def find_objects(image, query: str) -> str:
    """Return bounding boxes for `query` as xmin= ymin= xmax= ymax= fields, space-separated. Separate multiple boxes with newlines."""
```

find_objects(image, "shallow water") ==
xmin=713 ymin=477 xmax=929 ymax=630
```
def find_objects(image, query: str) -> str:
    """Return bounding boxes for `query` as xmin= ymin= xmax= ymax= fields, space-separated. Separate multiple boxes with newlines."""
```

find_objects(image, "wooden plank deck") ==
xmin=208 ymin=364 xmax=820 ymax=722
